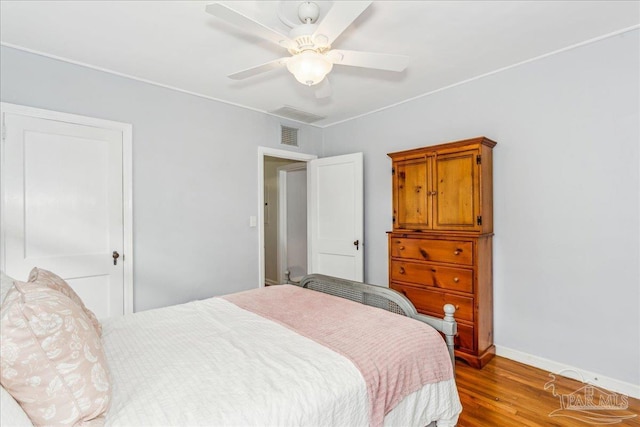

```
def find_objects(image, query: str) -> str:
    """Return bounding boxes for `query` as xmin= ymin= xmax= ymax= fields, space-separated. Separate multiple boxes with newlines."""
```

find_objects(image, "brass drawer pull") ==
xmin=399 ymin=246 xmax=405 ymax=250
xmin=399 ymin=267 xmax=406 ymax=274
xmin=454 ymin=249 xmax=462 ymax=255
xmin=453 ymin=277 xmax=459 ymax=283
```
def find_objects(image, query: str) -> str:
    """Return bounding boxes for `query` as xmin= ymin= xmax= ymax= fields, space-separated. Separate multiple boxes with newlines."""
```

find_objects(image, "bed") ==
xmin=1 ymin=271 xmax=462 ymax=427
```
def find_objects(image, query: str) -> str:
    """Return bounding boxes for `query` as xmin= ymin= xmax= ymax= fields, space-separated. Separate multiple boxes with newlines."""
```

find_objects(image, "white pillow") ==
xmin=0 ymin=386 xmax=34 ymax=426
xmin=0 ymin=271 xmax=18 ymax=304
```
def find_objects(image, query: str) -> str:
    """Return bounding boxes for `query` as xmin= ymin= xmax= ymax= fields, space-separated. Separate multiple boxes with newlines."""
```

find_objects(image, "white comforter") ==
xmin=101 ymin=297 xmax=461 ymax=426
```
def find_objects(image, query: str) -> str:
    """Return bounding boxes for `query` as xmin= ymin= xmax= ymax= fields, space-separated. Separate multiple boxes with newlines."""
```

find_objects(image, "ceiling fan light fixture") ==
xmin=286 ymin=50 xmax=333 ymax=86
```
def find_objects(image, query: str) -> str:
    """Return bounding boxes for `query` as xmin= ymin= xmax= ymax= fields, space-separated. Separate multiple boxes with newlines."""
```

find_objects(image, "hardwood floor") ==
xmin=455 ymin=356 xmax=640 ymax=426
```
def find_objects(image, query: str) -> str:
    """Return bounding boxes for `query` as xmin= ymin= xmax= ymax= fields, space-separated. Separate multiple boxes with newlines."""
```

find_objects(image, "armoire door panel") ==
xmin=433 ymin=149 xmax=480 ymax=231
xmin=394 ymin=157 xmax=430 ymax=230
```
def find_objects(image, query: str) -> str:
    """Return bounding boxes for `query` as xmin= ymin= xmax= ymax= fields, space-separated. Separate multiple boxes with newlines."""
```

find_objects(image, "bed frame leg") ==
xmin=443 ymin=304 xmax=456 ymax=375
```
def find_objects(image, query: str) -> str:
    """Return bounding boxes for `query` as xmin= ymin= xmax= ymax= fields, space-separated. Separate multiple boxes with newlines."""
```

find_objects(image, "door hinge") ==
xmin=1 ymin=114 xmax=6 ymax=141
xmin=477 ymin=215 xmax=482 ymax=225
xmin=476 ymin=155 xmax=481 ymax=165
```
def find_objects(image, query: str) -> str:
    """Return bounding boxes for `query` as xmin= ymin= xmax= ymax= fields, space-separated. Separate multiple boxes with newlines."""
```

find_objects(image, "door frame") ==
xmin=257 ymin=147 xmax=316 ymax=288
xmin=0 ymin=102 xmax=134 ymax=314
xmin=277 ymin=162 xmax=307 ymax=285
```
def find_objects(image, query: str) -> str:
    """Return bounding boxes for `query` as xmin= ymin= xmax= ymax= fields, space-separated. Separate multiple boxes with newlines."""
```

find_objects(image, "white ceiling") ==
xmin=1 ymin=1 xmax=638 ymax=127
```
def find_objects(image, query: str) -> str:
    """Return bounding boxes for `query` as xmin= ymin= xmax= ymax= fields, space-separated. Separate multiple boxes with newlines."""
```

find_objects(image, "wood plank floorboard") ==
xmin=455 ymin=356 xmax=640 ymax=426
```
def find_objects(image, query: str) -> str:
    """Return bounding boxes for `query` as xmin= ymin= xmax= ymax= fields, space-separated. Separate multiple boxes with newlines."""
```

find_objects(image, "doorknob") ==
xmin=353 ymin=240 xmax=359 ymax=250
xmin=112 ymin=251 xmax=120 ymax=265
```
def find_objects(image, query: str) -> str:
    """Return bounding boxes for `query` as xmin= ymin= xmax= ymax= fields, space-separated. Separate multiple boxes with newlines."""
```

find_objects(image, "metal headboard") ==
xmin=298 ymin=274 xmax=457 ymax=370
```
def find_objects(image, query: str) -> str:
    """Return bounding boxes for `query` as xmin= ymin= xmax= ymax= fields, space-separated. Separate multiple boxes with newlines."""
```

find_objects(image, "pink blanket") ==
xmin=223 ymin=285 xmax=454 ymax=426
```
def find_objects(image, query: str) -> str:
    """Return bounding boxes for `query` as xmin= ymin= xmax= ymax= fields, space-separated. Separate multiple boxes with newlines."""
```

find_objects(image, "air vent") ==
xmin=281 ymin=125 xmax=299 ymax=147
xmin=270 ymin=106 xmax=325 ymax=124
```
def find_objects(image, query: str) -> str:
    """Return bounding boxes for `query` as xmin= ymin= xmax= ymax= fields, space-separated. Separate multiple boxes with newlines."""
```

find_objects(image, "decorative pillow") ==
xmin=28 ymin=268 xmax=102 ymax=336
xmin=0 ymin=281 xmax=111 ymax=426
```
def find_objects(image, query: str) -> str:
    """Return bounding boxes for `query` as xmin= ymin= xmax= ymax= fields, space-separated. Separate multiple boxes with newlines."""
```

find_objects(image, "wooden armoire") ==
xmin=387 ymin=136 xmax=496 ymax=368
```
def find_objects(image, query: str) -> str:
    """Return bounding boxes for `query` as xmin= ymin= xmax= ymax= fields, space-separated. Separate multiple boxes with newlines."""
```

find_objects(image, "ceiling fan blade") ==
xmin=205 ymin=3 xmax=294 ymax=49
xmin=228 ymin=58 xmax=288 ymax=80
xmin=328 ymin=49 xmax=411 ymax=72
xmin=313 ymin=1 xmax=372 ymax=46
xmin=315 ymin=77 xmax=332 ymax=99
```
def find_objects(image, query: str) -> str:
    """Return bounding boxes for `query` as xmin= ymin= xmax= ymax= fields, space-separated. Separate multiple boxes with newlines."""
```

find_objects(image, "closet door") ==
xmin=1 ymin=104 xmax=132 ymax=317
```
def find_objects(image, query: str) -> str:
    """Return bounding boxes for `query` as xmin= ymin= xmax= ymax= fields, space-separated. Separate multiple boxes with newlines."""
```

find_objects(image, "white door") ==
xmin=1 ymin=105 xmax=132 ymax=317
xmin=308 ymin=153 xmax=363 ymax=281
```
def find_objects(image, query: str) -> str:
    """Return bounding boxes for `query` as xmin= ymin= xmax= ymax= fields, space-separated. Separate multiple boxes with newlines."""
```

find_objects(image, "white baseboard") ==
xmin=495 ymin=345 xmax=640 ymax=399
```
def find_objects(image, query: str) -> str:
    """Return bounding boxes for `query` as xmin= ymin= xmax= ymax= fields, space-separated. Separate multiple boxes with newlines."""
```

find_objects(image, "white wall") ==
xmin=322 ymin=30 xmax=640 ymax=387
xmin=0 ymin=45 xmax=323 ymax=312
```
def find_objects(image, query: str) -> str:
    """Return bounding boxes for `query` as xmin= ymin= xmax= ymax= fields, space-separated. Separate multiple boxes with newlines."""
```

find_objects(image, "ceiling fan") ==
xmin=205 ymin=1 xmax=411 ymax=98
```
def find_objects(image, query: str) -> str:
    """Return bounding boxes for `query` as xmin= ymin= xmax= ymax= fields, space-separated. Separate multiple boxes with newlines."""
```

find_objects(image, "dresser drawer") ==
xmin=390 ymin=237 xmax=473 ymax=265
xmin=438 ymin=321 xmax=475 ymax=353
xmin=390 ymin=260 xmax=473 ymax=293
xmin=391 ymin=283 xmax=474 ymax=322
xmin=455 ymin=322 xmax=475 ymax=353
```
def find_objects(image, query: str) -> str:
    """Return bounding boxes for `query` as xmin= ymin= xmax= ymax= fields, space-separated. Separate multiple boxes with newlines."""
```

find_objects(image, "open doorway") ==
xmin=277 ymin=162 xmax=307 ymax=285
xmin=257 ymin=147 xmax=364 ymax=288
xmin=257 ymin=147 xmax=316 ymax=288
xmin=263 ymin=156 xmax=304 ymax=286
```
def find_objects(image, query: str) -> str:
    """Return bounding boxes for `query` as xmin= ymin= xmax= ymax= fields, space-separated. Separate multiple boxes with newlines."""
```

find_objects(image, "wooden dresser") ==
xmin=387 ymin=137 xmax=496 ymax=368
